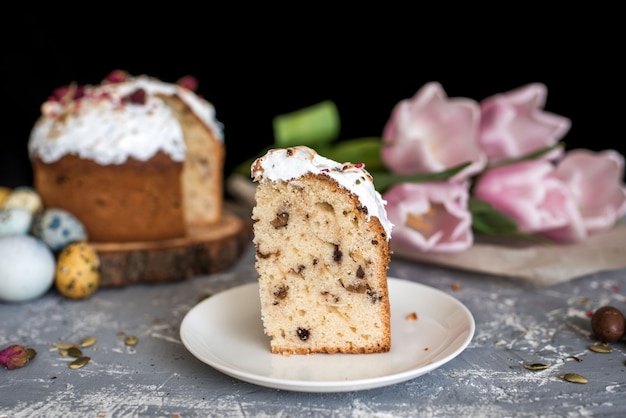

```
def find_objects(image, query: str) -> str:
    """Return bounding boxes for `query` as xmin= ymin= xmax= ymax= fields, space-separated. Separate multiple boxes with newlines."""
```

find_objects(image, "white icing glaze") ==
xmin=251 ymin=146 xmax=393 ymax=239
xmin=28 ymin=74 xmax=224 ymax=165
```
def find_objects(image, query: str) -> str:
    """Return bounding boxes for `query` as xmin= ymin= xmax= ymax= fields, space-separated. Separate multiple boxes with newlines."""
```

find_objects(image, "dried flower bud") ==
xmin=0 ymin=344 xmax=30 ymax=370
xmin=49 ymin=84 xmax=85 ymax=103
xmin=104 ymin=69 xmax=129 ymax=83
xmin=122 ymin=89 xmax=147 ymax=105
xmin=177 ymin=75 xmax=198 ymax=91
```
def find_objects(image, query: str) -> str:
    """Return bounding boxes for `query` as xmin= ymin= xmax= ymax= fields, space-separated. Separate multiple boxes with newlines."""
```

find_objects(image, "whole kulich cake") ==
xmin=28 ymin=70 xmax=225 ymax=243
xmin=251 ymin=146 xmax=393 ymax=355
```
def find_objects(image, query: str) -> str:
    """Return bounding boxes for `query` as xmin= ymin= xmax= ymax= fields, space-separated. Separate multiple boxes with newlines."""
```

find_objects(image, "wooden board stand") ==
xmin=92 ymin=210 xmax=252 ymax=287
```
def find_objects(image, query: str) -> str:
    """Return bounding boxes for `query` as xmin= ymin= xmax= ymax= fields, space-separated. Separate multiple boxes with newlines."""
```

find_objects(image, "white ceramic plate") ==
xmin=180 ymin=277 xmax=475 ymax=392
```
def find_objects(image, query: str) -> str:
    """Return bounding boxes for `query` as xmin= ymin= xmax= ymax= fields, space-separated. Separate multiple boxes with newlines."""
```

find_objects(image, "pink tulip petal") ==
xmin=553 ymin=149 xmax=626 ymax=234
xmin=479 ymin=83 xmax=571 ymax=162
xmin=473 ymin=160 xmax=585 ymax=238
xmin=382 ymin=82 xmax=486 ymax=181
xmin=384 ymin=182 xmax=473 ymax=252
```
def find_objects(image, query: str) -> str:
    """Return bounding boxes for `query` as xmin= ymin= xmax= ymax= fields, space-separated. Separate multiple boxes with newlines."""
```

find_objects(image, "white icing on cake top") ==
xmin=28 ymin=73 xmax=224 ymax=165
xmin=251 ymin=146 xmax=393 ymax=239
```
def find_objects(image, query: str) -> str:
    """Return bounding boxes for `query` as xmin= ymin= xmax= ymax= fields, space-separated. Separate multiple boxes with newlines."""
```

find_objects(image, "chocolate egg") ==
xmin=591 ymin=306 xmax=626 ymax=343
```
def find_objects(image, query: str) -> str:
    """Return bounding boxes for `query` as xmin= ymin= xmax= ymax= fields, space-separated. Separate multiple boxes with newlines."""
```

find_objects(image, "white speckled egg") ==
xmin=0 ymin=235 xmax=56 ymax=303
xmin=31 ymin=208 xmax=88 ymax=252
xmin=55 ymin=241 xmax=100 ymax=299
xmin=3 ymin=187 xmax=43 ymax=214
xmin=0 ymin=208 xmax=33 ymax=236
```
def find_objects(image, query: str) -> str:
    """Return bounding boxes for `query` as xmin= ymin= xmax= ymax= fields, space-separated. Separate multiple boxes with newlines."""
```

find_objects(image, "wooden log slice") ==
xmin=92 ymin=210 xmax=252 ymax=287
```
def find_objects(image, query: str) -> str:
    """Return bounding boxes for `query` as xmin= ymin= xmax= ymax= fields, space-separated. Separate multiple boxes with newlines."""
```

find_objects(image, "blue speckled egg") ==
xmin=0 ymin=235 xmax=56 ymax=303
xmin=0 ymin=208 xmax=33 ymax=236
xmin=31 ymin=208 xmax=88 ymax=252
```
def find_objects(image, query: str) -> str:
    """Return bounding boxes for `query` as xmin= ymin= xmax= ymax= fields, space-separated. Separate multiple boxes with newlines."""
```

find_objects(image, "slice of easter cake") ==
xmin=251 ymin=146 xmax=393 ymax=355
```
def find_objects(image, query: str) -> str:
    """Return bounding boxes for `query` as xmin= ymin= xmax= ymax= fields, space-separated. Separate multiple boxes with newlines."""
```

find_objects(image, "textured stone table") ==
xmin=1 ymin=241 xmax=626 ymax=417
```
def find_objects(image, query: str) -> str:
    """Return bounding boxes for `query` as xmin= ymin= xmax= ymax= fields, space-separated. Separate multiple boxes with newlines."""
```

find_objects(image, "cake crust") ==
xmin=159 ymin=94 xmax=224 ymax=227
xmin=32 ymin=152 xmax=186 ymax=242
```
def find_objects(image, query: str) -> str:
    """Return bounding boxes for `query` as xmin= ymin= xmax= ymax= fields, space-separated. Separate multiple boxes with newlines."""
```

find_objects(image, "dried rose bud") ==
xmin=49 ymin=85 xmax=69 ymax=102
xmin=177 ymin=75 xmax=198 ymax=91
xmin=49 ymin=84 xmax=85 ymax=103
xmin=0 ymin=344 xmax=30 ymax=370
xmin=75 ymin=86 xmax=85 ymax=99
xmin=122 ymin=88 xmax=147 ymax=105
xmin=105 ymin=69 xmax=129 ymax=83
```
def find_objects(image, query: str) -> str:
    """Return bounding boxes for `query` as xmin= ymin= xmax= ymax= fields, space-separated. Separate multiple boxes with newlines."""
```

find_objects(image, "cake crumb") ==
xmin=406 ymin=312 xmax=418 ymax=321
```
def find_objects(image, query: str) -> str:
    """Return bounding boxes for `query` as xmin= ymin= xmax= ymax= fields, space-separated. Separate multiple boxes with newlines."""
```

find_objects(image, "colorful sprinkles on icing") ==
xmin=28 ymin=70 xmax=223 ymax=166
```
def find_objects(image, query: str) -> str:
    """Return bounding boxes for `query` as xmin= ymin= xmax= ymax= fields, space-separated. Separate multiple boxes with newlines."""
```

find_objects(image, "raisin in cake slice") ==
xmin=251 ymin=146 xmax=393 ymax=355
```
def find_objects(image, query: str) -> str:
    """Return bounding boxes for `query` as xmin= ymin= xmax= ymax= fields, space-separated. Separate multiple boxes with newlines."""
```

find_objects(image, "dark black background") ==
xmin=3 ymin=9 xmax=624 ymax=190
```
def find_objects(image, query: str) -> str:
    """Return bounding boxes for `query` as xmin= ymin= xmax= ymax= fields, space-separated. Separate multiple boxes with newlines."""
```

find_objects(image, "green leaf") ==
xmin=272 ymin=100 xmax=340 ymax=148
xmin=370 ymin=162 xmax=473 ymax=193
xmin=488 ymin=142 xmax=565 ymax=168
xmin=468 ymin=197 xmax=519 ymax=235
xmin=468 ymin=198 xmax=552 ymax=243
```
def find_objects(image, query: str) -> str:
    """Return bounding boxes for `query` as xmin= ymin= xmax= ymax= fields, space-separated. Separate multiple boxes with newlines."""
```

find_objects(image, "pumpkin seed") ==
xmin=523 ymin=363 xmax=550 ymax=371
xmin=67 ymin=347 xmax=83 ymax=358
xmin=124 ymin=336 xmax=138 ymax=346
xmin=54 ymin=343 xmax=76 ymax=350
xmin=559 ymin=373 xmax=588 ymax=384
xmin=80 ymin=336 xmax=97 ymax=348
xmin=589 ymin=343 xmax=612 ymax=353
xmin=69 ymin=356 xmax=91 ymax=369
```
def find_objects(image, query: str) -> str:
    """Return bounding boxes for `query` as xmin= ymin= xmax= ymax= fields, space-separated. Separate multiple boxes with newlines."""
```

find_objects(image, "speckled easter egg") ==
xmin=0 ymin=235 xmax=56 ymax=303
xmin=0 ymin=187 xmax=10 ymax=207
xmin=0 ymin=208 xmax=33 ymax=236
xmin=55 ymin=241 xmax=100 ymax=299
xmin=31 ymin=208 xmax=88 ymax=252
xmin=3 ymin=187 xmax=43 ymax=214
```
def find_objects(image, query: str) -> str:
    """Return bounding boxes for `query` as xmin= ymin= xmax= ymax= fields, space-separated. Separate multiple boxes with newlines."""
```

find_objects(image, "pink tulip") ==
xmin=383 ymin=181 xmax=473 ymax=252
xmin=381 ymin=82 xmax=487 ymax=181
xmin=479 ymin=83 xmax=571 ymax=163
xmin=547 ymin=149 xmax=626 ymax=241
xmin=473 ymin=159 xmax=585 ymax=239
xmin=473 ymin=150 xmax=626 ymax=243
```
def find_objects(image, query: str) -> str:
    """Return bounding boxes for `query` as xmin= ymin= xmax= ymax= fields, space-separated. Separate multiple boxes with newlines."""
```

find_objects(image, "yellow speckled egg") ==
xmin=55 ymin=241 xmax=100 ymax=299
xmin=4 ymin=187 xmax=43 ymax=214
xmin=0 ymin=187 xmax=11 ymax=207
